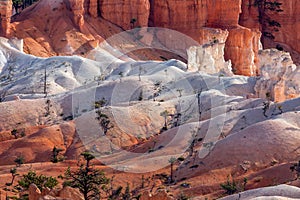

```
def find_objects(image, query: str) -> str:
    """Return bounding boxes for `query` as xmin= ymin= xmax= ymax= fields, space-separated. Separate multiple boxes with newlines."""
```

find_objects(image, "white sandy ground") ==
xmin=219 ymin=184 xmax=300 ymax=200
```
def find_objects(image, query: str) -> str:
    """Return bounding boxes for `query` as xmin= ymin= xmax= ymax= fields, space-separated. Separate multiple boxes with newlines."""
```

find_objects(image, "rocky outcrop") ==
xmin=0 ymin=0 xmax=12 ymax=37
xmin=225 ymin=26 xmax=262 ymax=76
xmin=68 ymin=0 xmax=85 ymax=30
xmin=255 ymin=49 xmax=300 ymax=102
xmin=99 ymin=0 xmax=150 ymax=30
xmin=149 ymin=0 xmax=241 ymax=30
xmin=147 ymin=1 xmax=260 ymax=75
xmin=87 ymin=0 xmax=98 ymax=18
xmin=4 ymin=0 xmax=300 ymax=77
xmin=240 ymin=0 xmax=300 ymax=64
xmin=28 ymin=184 xmax=84 ymax=200
xmin=187 ymin=28 xmax=233 ymax=75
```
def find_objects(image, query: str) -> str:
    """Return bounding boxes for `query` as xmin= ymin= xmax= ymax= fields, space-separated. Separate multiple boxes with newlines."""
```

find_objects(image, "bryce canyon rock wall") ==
xmin=0 ymin=0 xmax=299 ymax=76
xmin=98 ymin=0 xmax=261 ymax=76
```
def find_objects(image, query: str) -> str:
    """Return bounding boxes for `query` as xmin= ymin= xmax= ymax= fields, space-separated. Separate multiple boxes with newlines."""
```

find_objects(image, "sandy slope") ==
xmin=0 ymin=37 xmax=300 ymax=198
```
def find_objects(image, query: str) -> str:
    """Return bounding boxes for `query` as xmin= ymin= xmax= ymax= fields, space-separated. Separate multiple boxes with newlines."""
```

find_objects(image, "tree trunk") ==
xmin=170 ymin=163 xmax=173 ymax=182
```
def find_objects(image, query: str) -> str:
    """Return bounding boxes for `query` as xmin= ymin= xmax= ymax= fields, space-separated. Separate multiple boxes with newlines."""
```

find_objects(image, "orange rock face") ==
xmin=99 ymin=0 xmax=150 ymax=30
xmin=150 ymin=0 xmax=260 ymax=75
xmin=99 ymin=0 xmax=260 ymax=75
xmin=0 ymin=0 xmax=12 ymax=37
xmin=225 ymin=26 xmax=261 ymax=76
xmin=240 ymin=0 xmax=300 ymax=64
xmin=3 ymin=0 xmax=299 ymax=76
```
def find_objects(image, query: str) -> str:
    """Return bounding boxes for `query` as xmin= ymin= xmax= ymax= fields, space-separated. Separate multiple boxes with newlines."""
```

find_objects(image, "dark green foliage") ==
xmin=263 ymin=101 xmax=270 ymax=117
xmin=14 ymin=156 xmax=25 ymax=167
xmin=6 ymin=168 xmax=18 ymax=186
xmin=96 ymin=110 xmax=114 ymax=135
xmin=220 ymin=176 xmax=248 ymax=195
xmin=177 ymin=192 xmax=190 ymax=200
xmin=12 ymin=0 xmax=22 ymax=14
xmin=51 ymin=146 xmax=64 ymax=163
xmin=122 ymin=183 xmax=131 ymax=200
xmin=11 ymin=129 xmax=18 ymax=139
xmin=177 ymin=157 xmax=185 ymax=162
xmin=160 ymin=110 xmax=170 ymax=131
xmin=94 ymin=98 xmax=107 ymax=109
xmin=11 ymin=128 xmax=25 ymax=139
xmin=290 ymin=161 xmax=300 ymax=179
xmin=18 ymin=171 xmax=58 ymax=191
xmin=220 ymin=176 xmax=238 ymax=195
xmin=63 ymin=151 xmax=109 ymax=200
xmin=130 ymin=18 xmax=137 ymax=28
xmin=109 ymin=186 xmax=123 ymax=199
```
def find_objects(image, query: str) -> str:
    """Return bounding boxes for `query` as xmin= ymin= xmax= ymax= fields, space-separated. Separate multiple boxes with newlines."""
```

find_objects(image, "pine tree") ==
xmin=64 ymin=151 xmax=109 ymax=200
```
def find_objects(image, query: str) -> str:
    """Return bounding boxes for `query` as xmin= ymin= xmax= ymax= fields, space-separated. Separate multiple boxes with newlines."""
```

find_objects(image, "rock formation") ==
xmin=0 ymin=0 xmax=299 ymax=77
xmin=224 ymin=26 xmax=261 ymax=76
xmin=240 ymin=0 xmax=300 ymax=64
xmin=100 ymin=0 xmax=150 ymax=30
xmin=100 ymin=0 xmax=261 ymax=76
xmin=28 ymin=184 xmax=84 ymax=200
xmin=255 ymin=49 xmax=300 ymax=102
xmin=0 ymin=0 xmax=12 ymax=37
xmin=68 ymin=0 xmax=85 ymax=30
xmin=187 ymin=28 xmax=233 ymax=75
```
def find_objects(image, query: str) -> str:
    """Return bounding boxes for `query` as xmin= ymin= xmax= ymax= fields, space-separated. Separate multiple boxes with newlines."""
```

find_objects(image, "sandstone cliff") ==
xmin=240 ymin=0 xmax=300 ymax=64
xmin=1 ymin=0 xmax=299 ymax=76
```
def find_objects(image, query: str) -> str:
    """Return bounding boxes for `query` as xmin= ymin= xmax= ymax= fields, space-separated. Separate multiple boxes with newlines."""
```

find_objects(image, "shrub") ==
xmin=14 ymin=156 xmax=25 ymax=167
xmin=18 ymin=171 xmax=58 ymax=191
xmin=220 ymin=176 xmax=237 ymax=195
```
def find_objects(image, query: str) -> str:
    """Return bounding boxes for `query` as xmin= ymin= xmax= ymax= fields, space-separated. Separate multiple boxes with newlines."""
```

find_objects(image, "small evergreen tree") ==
xmin=220 ymin=175 xmax=238 ymax=195
xmin=12 ymin=0 xmax=22 ymax=14
xmin=14 ymin=155 xmax=25 ymax=167
xmin=64 ymin=151 xmax=109 ymax=200
xmin=160 ymin=110 xmax=170 ymax=131
xmin=122 ymin=183 xmax=131 ymax=200
xmin=6 ymin=168 xmax=18 ymax=186
xmin=11 ymin=129 xmax=18 ymax=139
xmin=290 ymin=160 xmax=300 ymax=180
xmin=130 ymin=18 xmax=137 ymax=29
xmin=51 ymin=146 xmax=64 ymax=163
xmin=168 ymin=157 xmax=177 ymax=183
xmin=96 ymin=110 xmax=114 ymax=135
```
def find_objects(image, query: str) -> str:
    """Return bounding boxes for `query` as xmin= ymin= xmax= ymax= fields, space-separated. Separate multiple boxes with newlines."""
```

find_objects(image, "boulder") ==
xmin=58 ymin=186 xmax=84 ymax=200
xmin=29 ymin=184 xmax=42 ymax=200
